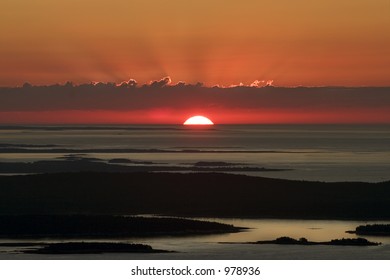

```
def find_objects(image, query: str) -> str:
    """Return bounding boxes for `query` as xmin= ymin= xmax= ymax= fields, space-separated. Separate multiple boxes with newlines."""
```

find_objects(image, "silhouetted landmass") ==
xmin=0 ymin=173 xmax=389 ymax=219
xmin=0 ymin=143 xmax=58 ymax=148
xmin=0 ymin=159 xmax=284 ymax=174
xmin=22 ymin=242 xmax=169 ymax=254
xmin=0 ymin=146 xmax=310 ymax=154
xmin=0 ymin=215 xmax=241 ymax=238
xmin=223 ymin=236 xmax=380 ymax=246
xmin=347 ymin=224 xmax=390 ymax=236
xmin=193 ymin=161 xmax=246 ymax=167
xmin=0 ymin=147 xmax=172 ymax=153
xmin=58 ymin=154 xmax=103 ymax=162
xmin=108 ymin=158 xmax=157 ymax=165
xmin=326 ymin=238 xmax=380 ymax=246
xmin=0 ymin=242 xmax=47 ymax=247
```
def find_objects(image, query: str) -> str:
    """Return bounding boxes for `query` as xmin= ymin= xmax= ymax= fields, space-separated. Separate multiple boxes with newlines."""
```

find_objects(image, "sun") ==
xmin=183 ymin=115 xmax=214 ymax=125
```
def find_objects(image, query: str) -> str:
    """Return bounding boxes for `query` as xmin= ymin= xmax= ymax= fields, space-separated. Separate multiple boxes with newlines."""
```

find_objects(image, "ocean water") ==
xmin=1 ymin=124 xmax=389 ymax=182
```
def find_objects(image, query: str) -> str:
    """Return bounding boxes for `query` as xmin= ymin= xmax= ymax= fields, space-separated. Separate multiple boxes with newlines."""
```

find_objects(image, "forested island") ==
xmin=347 ymin=224 xmax=390 ymax=236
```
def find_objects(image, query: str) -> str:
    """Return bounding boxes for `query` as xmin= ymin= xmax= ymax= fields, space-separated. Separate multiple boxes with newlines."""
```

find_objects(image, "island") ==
xmin=222 ymin=236 xmax=380 ymax=246
xmin=347 ymin=224 xmax=390 ymax=236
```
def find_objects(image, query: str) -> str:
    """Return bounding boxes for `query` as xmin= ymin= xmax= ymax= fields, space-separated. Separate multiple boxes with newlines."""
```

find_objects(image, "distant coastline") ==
xmin=0 ymin=158 xmax=288 ymax=174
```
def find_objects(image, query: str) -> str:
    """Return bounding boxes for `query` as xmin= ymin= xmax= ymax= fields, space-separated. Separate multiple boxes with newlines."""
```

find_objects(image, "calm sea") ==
xmin=1 ymin=124 xmax=389 ymax=182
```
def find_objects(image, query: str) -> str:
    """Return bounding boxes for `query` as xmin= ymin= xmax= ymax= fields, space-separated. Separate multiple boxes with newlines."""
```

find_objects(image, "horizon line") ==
xmin=1 ymin=77 xmax=390 ymax=89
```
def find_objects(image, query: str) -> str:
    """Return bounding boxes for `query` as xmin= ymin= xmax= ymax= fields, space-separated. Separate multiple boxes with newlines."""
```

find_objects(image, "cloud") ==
xmin=147 ymin=76 xmax=172 ymax=88
xmin=250 ymin=80 xmax=265 ymax=87
xmin=250 ymin=80 xmax=274 ymax=87
xmin=175 ymin=81 xmax=186 ymax=86
xmin=228 ymin=82 xmax=244 ymax=88
xmin=117 ymin=79 xmax=138 ymax=87
xmin=0 ymin=78 xmax=389 ymax=124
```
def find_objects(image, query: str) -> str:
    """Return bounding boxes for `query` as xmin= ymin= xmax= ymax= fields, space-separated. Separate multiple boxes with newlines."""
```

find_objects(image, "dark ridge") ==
xmin=22 ymin=242 xmax=170 ymax=254
xmin=193 ymin=161 xmax=246 ymax=167
xmin=0 ymin=159 xmax=285 ymax=174
xmin=0 ymin=147 xmax=314 ymax=154
xmin=0 ymin=172 xmax=389 ymax=219
xmin=0 ymin=215 xmax=241 ymax=238
xmin=108 ymin=158 xmax=157 ymax=165
xmin=0 ymin=242 xmax=47 ymax=247
xmin=57 ymin=155 xmax=104 ymax=162
xmin=0 ymin=143 xmax=58 ymax=148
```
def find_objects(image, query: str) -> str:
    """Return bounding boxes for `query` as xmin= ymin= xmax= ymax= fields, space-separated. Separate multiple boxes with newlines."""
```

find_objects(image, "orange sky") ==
xmin=1 ymin=0 xmax=389 ymax=87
